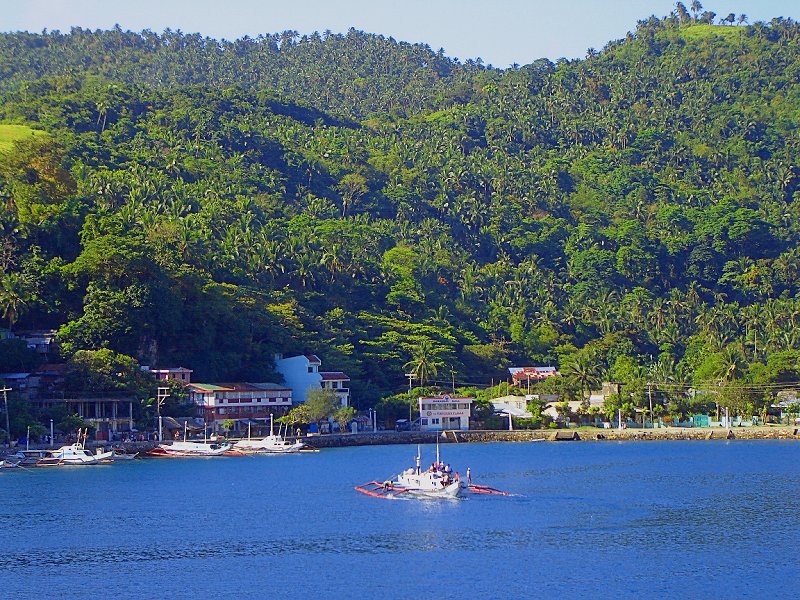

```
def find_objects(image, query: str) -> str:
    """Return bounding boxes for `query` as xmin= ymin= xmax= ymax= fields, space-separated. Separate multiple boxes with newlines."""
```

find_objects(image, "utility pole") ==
xmin=405 ymin=373 xmax=417 ymax=425
xmin=156 ymin=386 xmax=170 ymax=442
xmin=1 ymin=386 xmax=11 ymax=448
xmin=647 ymin=383 xmax=653 ymax=429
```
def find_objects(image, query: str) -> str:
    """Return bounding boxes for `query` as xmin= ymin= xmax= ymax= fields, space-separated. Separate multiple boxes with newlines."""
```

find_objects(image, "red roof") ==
xmin=320 ymin=372 xmax=350 ymax=381
xmin=305 ymin=355 xmax=321 ymax=365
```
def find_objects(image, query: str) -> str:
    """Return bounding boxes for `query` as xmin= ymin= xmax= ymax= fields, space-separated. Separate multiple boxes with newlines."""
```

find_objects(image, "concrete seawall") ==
xmin=301 ymin=426 xmax=800 ymax=448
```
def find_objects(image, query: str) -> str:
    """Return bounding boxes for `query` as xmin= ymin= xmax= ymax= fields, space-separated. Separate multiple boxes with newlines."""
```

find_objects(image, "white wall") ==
xmin=275 ymin=356 xmax=322 ymax=404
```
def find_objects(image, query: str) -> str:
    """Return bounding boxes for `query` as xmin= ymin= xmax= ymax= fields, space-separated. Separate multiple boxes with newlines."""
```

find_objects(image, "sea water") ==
xmin=2 ymin=440 xmax=798 ymax=599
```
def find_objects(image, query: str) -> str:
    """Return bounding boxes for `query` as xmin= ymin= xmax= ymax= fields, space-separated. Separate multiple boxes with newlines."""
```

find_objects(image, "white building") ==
xmin=490 ymin=395 xmax=534 ymax=418
xmin=150 ymin=366 xmax=193 ymax=384
xmin=187 ymin=382 xmax=293 ymax=433
xmin=274 ymin=354 xmax=350 ymax=407
xmin=418 ymin=394 xmax=472 ymax=431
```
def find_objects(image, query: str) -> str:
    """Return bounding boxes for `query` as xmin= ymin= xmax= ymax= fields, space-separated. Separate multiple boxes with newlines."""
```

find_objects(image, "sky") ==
xmin=4 ymin=0 xmax=799 ymax=67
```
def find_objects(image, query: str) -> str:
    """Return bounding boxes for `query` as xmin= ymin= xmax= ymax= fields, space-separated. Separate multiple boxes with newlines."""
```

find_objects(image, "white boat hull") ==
xmin=234 ymin=436 xmax=304 ymax=454
xmin=156 ymin=441 xmax=232 ymax=456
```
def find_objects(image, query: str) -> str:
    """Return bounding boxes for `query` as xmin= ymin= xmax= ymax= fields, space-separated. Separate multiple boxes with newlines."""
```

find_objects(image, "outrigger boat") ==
xmin=148 ymin=422 xmax=232 ymax=457
xmin=355 ymin=443 xmax=509 ymax=500
xmin=1 ymin=449 xmax=61 ymax=468
xmin=48 ymin=444 xmax=113 ymax=465
xmin=234 ymin=418 xmax=305 ymax=454
xmin=110 ymin=449 xmax=138 ymax=460
xmin=46 ymin=429 xmax=114 ymax=465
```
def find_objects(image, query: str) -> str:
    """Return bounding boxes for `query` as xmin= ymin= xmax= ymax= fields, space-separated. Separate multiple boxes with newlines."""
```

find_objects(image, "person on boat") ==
xmin=444 ymin=463 xmax=452 ymax=475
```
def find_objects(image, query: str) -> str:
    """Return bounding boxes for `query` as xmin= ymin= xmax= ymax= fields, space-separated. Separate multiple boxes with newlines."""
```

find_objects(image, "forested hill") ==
xmin=0 ymin=27 xmax=480 ymax=119
xmin=2 ymin=9 xmax=800 ymax=408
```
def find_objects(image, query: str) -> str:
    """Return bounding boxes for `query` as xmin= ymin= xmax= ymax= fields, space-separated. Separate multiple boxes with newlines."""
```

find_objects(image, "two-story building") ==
xmin=186 ymin=382 xmax=293 ymax=433
xmin=418 ymin=394 xmax=473 ymax=431
xmin=274 ymin=354 xmax=350 ymax=407
xmin=508 ymin=366 xmax=559 ymax=391
xmin=150 ymin=367 xmax=193 ymax=385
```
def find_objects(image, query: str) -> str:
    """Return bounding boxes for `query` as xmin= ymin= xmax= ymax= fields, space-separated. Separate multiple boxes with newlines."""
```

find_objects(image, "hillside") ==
xmin=1 ymin=10 xmax=800 ymax=416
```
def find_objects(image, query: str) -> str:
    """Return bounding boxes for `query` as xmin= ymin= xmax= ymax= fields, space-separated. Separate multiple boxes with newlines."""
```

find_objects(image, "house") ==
xmin=13 ymin=329 xmax=58 ymax=355
xmin=34 ymin=393 xmax=136 ymax=440
xmin=508 ymin=366 xmax=559 ymax=390
xmin=589 ymin=382 xmax=622 ymax=404
xmin=320 ymin=371 xmax=351 ymax=407
xmin=0 ymin=372 xmax=33 ymax=400
xmin=274 ymin=354 xmax=351 ymax=407
xmin=490 ymin=395 xmax=534 ymax=419
xmin=31 ymin=363 xmax=67 ymax=395
xmin=418 ymin=394 xmax=473 ymax=431
xmin=150 ymin=366 xmax=193 ymax=385
xmin=186 ymin=382 xmax=293 ymax=433
xmin=542 ymin=397 xmax=605 ymax=423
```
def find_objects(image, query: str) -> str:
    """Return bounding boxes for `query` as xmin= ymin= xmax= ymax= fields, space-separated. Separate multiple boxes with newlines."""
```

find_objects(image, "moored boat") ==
xmin=149 ymin=439 xmax=232 ymax=457
xmin=110 ymin=449 xmax=138 ymax=460
xmin=234 ymin=419 xmax=305 ymax=454
xmin=47 ymin=443 xmax=114 ymax=465
xmin=1 ymin=449 xmax=61 ymax=468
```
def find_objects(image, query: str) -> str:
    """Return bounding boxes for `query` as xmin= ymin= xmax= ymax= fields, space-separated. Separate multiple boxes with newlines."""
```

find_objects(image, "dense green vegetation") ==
xmin=2 ymin=4 xmax=800 ymax=424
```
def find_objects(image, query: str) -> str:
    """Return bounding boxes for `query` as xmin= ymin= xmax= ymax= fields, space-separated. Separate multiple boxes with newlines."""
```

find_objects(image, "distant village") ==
xmin=2 ymin=329 xmax=798 ymax=444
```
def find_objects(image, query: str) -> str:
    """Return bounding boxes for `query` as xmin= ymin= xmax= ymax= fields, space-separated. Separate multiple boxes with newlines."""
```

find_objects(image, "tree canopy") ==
xmin=1 ymin=10 xmax=800 ymax=412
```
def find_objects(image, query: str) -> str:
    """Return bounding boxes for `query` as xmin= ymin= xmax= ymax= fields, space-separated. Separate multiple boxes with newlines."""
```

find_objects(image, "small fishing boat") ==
xmin=42 ymin=430 xmax=114 ymax=465
xmin=47 ymin=443 xmax=114 ymax=465
xmin=110 ymin=449 xmax=138 ymax=460
xmin=149 ymin=422 xmax=232 ymax=457
xmin=149 ymin=439 xmax=232 ymax=457
xmin=1 ymin=449 xmax=61 ymax=468
xmin=234 ymin=418 xmax=305 ymax=454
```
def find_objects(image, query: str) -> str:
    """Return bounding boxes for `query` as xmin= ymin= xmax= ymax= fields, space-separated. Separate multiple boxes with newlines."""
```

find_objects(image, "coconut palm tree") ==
xmin=563 ymin=354 xmax=602 ymax=400
xmin=403 ymin=338 xmax=444 ymax=386
xmin=0 ymin=272 xmax=28 ymax=328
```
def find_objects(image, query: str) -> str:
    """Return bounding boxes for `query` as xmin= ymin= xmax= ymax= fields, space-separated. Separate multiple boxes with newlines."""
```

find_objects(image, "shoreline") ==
xmin=300 ymin=425 xmax=800 ymax=448
xmin=2 ymin=426 xmax=797 ymax=458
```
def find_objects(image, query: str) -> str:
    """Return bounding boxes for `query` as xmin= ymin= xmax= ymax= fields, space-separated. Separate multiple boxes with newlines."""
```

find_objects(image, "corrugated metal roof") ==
xmin=187 ymin=384 xmax=232 ymax=392
xmin=320 ymin=372 xmax=350 ymax=381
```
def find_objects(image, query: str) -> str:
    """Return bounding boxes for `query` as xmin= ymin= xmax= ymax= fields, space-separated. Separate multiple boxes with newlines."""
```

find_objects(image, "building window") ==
xmin=332 ymin=381 xmax=338 ymax=389
xmin=432 ymin=418 xmax=440 ymax=424
xmin=421 ymin=418 xmax=428 ymax=425
xmin=308 ymin=367 xmax=314 ymax=373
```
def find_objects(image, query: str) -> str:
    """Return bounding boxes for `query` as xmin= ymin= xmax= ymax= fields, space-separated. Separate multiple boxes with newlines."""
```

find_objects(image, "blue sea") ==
xmin=2 ymin=440 xmax=798 ymax=599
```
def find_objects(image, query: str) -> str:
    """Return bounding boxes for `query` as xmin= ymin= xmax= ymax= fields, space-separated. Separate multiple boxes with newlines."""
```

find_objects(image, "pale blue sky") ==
xmin=4 ymin=1 xmax=798 ymax=67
